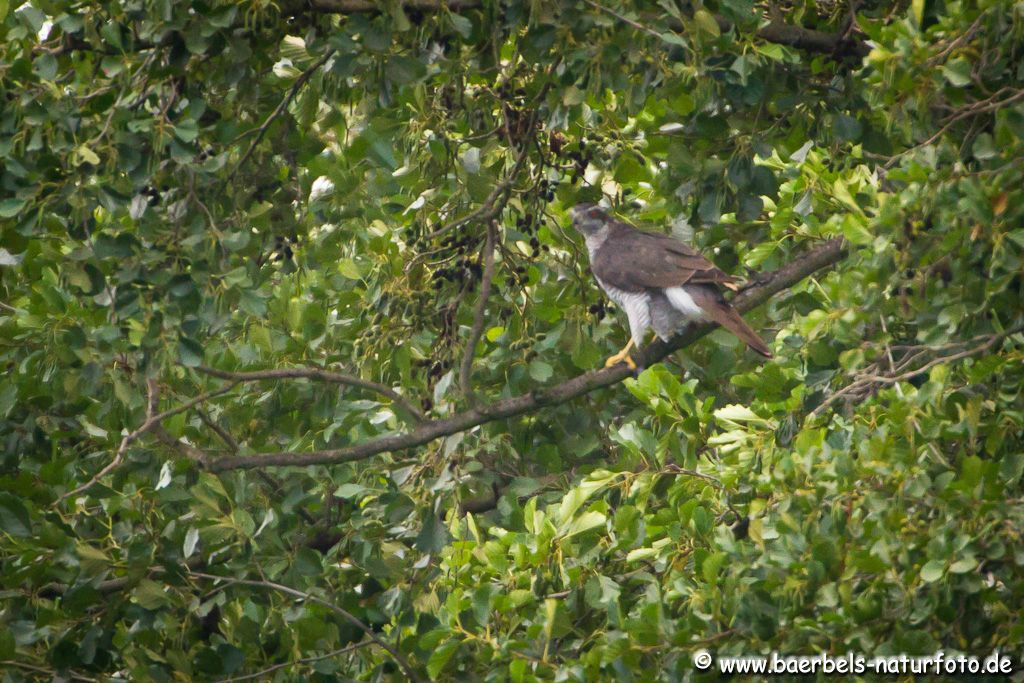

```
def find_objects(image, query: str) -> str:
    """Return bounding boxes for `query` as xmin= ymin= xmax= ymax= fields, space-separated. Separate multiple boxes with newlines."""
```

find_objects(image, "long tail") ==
xmin=688 ymin=286 xmax=773 ymax=358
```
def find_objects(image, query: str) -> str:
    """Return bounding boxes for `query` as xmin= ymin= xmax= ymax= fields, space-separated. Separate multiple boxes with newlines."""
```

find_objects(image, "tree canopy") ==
xmin=2 ymin=0 xmax=1023 ymax=680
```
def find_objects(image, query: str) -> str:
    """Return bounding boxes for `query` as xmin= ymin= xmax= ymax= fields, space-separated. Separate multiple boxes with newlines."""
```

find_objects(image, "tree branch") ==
xmin=582 ymin=0 xmax=670 ymax=42
xmin=809 ymin=323 xmax=1024 ymax=418
xmin=56 ymin=382 xmax=239 ymax=503
xmin=197 ymin=409 xmax=241 ymax=452
xmin=209 ymin=238 xmax=846 ymax=472
xmin=460 ymin=221 xmax=497 ymax=404
xmin=284 ymin=0 xmax=479 ymax=13
xmin=754 ymin=19 xmax=868 ymax=58
xmin=195 ymin=366 xmax=424 ymax=422
xmin=190 ymin=572 xmax=423 ymax=683
xmin=151 ymin=424 xmax=208 ymax=461
xmin=418 ymin=118 xmax=535 ymax=245
xmin=217 ymin=642 xmax=371 ymax=683
xmin=231 ymin=49 xmax=335 ymax=178
xmin=284 ymin=0 xmax=868 ymax=58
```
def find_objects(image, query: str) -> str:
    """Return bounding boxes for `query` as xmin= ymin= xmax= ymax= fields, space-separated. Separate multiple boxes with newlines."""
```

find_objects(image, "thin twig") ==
xmin=886 ymin=88 xmax=1024 ymax=168
xmin=190 ymin=572 xmax=423 ymax=683
xmin=861 ymin=326 xmax=1021 ymax=383
xmin=926 ymin=10 xmax=989 ymax=66
xmin=660 ymin=464 xmax=724 ymax=489
xmin=418 ymin=139 xmax=529 ymax=244
xmin=459 ymin=221 xmax=497 ymax=404
xmin=195 ymin=366 xmax=424 ymax=422
xmin=151 ymin=424 xmax=208 ymax=461
xmin=0 ymin=661 xmax=96 ymax=682
xmin=56 ymin=382 xmax=239 ymax=503
xmin=412 ymin=76 xmax=556 ymax=254
xmin=583 ymin=0 xmax=668 ymax=41
xmin=809 ymin=325 xmax=1022 ymax=418
xmin=197 ymin=409 xmax=240 ymax=452
xmin=217 ymin=641 xmax=371 ymax=683
xmin=231 ymin=49 xmax=335 ymax=178
xmin=878 ymin=315 xmax=902 ymax=398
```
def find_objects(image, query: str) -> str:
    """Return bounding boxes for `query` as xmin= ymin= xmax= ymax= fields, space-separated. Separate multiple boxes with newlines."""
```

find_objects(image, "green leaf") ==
xmin=333 ymin=483 xmax=367 ymax=499
xmin=737 ymin=194 xmax=763 ymax=221
xmin=744 ymin=240 xmax=776 ymax=268
xmin=562 ymin=510 xmax=606 ymax=538
xmin=832 ymin=177 xmax=866 ymax=217
xmin=949 ymin=557 xmax=977 ymax=574
xmin=0 ymin=629 xmax=15 ymax=660
xmin=33 ymin=53 xmax=57 ymax=81
xmin=449 ymin=13 xmax=473 ymax=39
xmin=521 ymin=24 xmax=557 ymax=63
xmin=385 ymin=55 xmax=426 ymax=84
xmin=156 ymin=462 xmax=173 ymax=490
xmin=74 ymin=145 xmax=101 ymax=166
xmin=178 ymin=337 xmax=205 ymax=367
xmin=0 ymin=198 xmax=26 ymax=217
xmin=416 ymin=511 xmax=449 ymax=553
xmin=427 ymin=640 xmax=460 ymax=678
xmin=941 ymin=58 xmax=972 ymax=87
xmin=972 ymin=133 xmax=997 ymax=160
xmin=911 ymin=0 xmax=925 ymax=25
xmin=528 ymin=360 xmax=553 ymax=382
xmin=183 ymin=527 xmax=200 ymax=558
xmin=174 ymin=119 xmax=199 ymax=143
xmin=338 ymin=258 xmax=363 ymax=280
xmin=842 ymin=213 xmax=873 ymax=245
xmin=133 ymin=579 xmax=172 ymax=609
xmin=0 ymin=493 xmax=31 ymax=537
xmin=834 ymin=115 xmax=862 ymax=142
xmin=920 ymin=560 xmax=946 ymax=583
xmin=702 ymin=551 xmax=727 ymax=583
xmin=694 ymin=9 xmax=720 ymax=37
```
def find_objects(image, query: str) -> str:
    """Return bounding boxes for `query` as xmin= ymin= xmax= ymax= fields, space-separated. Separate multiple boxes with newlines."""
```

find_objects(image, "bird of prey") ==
xmin=570 ymin=203 xmax=772 ymax=370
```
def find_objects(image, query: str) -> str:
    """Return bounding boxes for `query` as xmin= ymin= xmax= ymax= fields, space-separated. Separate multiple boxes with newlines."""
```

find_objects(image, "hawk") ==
xmin=570 ymin=203 xmax=772 ymax=370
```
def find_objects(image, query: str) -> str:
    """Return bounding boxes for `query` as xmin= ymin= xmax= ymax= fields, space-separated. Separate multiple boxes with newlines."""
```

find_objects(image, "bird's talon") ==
xmin=604 ymin=351 xmax=637 ymax=370
xmin=605 ymin=338 xmax=637 ymax=370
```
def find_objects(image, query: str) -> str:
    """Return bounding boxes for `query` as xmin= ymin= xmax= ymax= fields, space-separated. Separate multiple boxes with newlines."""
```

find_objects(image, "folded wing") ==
xmin=591 ymin=222 xmax=739 ymax=292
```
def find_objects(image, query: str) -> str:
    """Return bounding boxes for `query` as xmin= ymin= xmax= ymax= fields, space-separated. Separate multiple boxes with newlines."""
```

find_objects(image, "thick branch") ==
xmin=755 ymin=20 xmax=868 ymax=58
xmin=196 ymin=366 xmax=424 ymax=422
xmin=209 ymin=238 xmax=845 ymax=472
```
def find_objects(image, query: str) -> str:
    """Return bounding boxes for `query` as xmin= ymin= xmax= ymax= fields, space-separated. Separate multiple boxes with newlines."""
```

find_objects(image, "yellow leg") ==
xmin=604 ymin=338 xmax=637 ymax=370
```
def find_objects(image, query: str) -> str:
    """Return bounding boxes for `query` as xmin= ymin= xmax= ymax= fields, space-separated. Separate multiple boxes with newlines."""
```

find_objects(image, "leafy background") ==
xmin=1 ymin=0 xmax=1023 ymax=680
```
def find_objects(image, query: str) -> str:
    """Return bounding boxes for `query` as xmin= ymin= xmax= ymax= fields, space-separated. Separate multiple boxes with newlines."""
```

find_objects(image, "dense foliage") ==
xmin=2 ymin=0 xmax=1023 ymax=679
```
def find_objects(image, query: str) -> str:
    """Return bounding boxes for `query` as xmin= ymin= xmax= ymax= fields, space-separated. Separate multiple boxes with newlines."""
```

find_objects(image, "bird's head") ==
xmin=569 ymin=203 xmax=609 ymax=237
